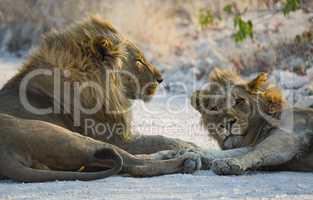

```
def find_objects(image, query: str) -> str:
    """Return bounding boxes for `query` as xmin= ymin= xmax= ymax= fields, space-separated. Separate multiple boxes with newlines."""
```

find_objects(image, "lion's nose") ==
xmin=156 ymin=78 xmax=163 ymax=84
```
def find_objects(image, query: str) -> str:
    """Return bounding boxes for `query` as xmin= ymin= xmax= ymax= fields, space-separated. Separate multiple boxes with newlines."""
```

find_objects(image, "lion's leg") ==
xmin=211 ymin=131 xmax=301 ymax=175
xmin=85 ymin=144 xmax=202 ymax=176
xmin=116 ymin=135 xmax=208 ymax=170
xmin=135 ymin=150 xmax=179 ymax=160
xmin=0 ymin=146 xmax=200 ymax=182
xmin=201 ymin=148 xmax=252 ymax=160
xmin=119 ymin=135 xmax=198 ymax=155
xmin=0 ymin=148 xmax=121 ymax=182
xmin=135 ymin=147 xmax=251 ymax=164
xmin=119 ymin=135 xmax=251 ymax=170
xmin=120 ymin=135 xmax=251 ymax=170
xmin=198 ymin=147 xmax=252 ymax=168
xmin=113 ymin=147 xmax=202 ymax=176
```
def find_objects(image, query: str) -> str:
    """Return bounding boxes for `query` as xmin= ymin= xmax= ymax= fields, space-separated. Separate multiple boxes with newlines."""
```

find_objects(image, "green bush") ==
xmin=283 ymin=0 xmax=300 ymax=16
xmin=233 ymin=16 xmax=254 ymax=43
xmin=223 ymin=4 xmax=233 ymax=15
xmin=199 ymin=1 xmax=302 ymax=43
xmin=198 ymin=8 xmax=214 ymax=29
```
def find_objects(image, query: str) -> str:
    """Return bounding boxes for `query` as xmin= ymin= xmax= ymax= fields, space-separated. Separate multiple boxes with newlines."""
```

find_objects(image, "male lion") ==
xmin=0 ymin=16 xmax=202 ymax=182
xmin=191 ymin=68 xmax=313 ymax=175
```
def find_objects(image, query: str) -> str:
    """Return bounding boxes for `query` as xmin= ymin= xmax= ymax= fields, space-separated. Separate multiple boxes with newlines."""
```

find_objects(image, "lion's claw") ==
xmin=153 ymin=149 xmax=203 ymax=173
xmin=180 ymin=149 xmax=212 ymax=170
xmin=211 ymin=158 xmax=245 ymax=175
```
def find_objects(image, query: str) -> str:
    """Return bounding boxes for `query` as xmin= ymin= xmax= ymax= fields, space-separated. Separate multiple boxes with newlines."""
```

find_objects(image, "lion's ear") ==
xmin=208 ymin=68 xmax=244 ymax=85
xmin=247 ymin=72 xmax=268 ymax=92
xmin=209 ymin=68 xmax=223 ymax=82
xmin=263 ymin=87 xmax=285 ymax=113
xmin=91 ymin=36 xmax=122 ymax=68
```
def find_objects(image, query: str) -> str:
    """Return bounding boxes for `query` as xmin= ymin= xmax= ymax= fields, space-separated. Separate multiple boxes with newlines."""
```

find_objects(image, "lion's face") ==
xmin=48 ymin=16 xmax=164 ymax=103
xmin=191 ymin=68 xmax=281 ymax=150
xmin=191 ymin=84 xmax=252 ymax=149
xmin=121 ymin=42 xmax=163 ymax=102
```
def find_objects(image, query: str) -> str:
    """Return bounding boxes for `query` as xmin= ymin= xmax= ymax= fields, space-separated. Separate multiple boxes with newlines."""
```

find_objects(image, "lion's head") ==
xmin=87 ymin=16 xmax=164 ymax=102
xmin=22 ymin=16 xmax=163 ymax=103
xmin=191 ymin=68 xmax=285 ymax=149
xmin=121 ymin=41 xmax=163 ymax=102
xmin=8 ymin=16 xmax=163 ymax=139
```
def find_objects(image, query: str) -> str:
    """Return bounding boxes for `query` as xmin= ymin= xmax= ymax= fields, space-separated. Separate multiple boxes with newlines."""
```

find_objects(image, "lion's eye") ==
xmin=136 ymin=59 xmax=145 ymax=65
xmin=136 ymin=60 xmax=145 ymax=71
xmin=136 ymin=60 xmax=143 ymax=65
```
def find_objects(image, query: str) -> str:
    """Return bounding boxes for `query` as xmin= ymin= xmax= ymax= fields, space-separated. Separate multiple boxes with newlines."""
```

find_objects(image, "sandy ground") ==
xmin=0 ymin=57 xmax=313 ymax=200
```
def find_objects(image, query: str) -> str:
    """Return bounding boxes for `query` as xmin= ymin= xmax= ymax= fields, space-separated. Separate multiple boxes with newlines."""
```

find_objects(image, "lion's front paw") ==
xmin=181 ymin=149 xmax=214 ymax=170
xmin=180 ymin=151 xmax=202 ymax=174
xmin=154 ymin=149 xmax=202 ymax=173
xmin=211 ymin=158 xmax=245 ymax=176
xmin=160 ymin=149 xmax=198 ymax=159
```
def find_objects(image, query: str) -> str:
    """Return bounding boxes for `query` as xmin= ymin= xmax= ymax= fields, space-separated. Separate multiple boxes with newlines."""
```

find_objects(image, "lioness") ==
xmin=191 ymin=68 xmax=313 ymax=175
xmin=0 ymin=16 xmax=202 ymax=182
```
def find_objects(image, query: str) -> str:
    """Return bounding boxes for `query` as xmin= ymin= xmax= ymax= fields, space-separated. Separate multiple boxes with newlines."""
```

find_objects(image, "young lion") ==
xmin=0 ymin=16 xmax=202 ymax=182
xmin=1 ymin=16 xmax=198 ymax=155
xmin=191 ymin=68 xmax=313 ymax=175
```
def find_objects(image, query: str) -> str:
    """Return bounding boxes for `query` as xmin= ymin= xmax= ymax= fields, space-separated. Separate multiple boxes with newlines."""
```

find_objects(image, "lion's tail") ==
xmin=0 ymin=148 xmax=123 ymax=183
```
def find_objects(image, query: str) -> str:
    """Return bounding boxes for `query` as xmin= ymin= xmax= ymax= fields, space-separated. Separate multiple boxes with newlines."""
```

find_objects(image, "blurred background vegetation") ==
xmin=1 ymin=0 xmax=310 ymax=54
xmin=0 ymin=0 xmax=313 ymax=82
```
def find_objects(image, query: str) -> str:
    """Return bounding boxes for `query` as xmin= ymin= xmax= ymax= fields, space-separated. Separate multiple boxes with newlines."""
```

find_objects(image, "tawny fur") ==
xmin=192 ymin=68 xmax=313 ymax=175
xmin=0 ymin=16 xmax=203 ymax=182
